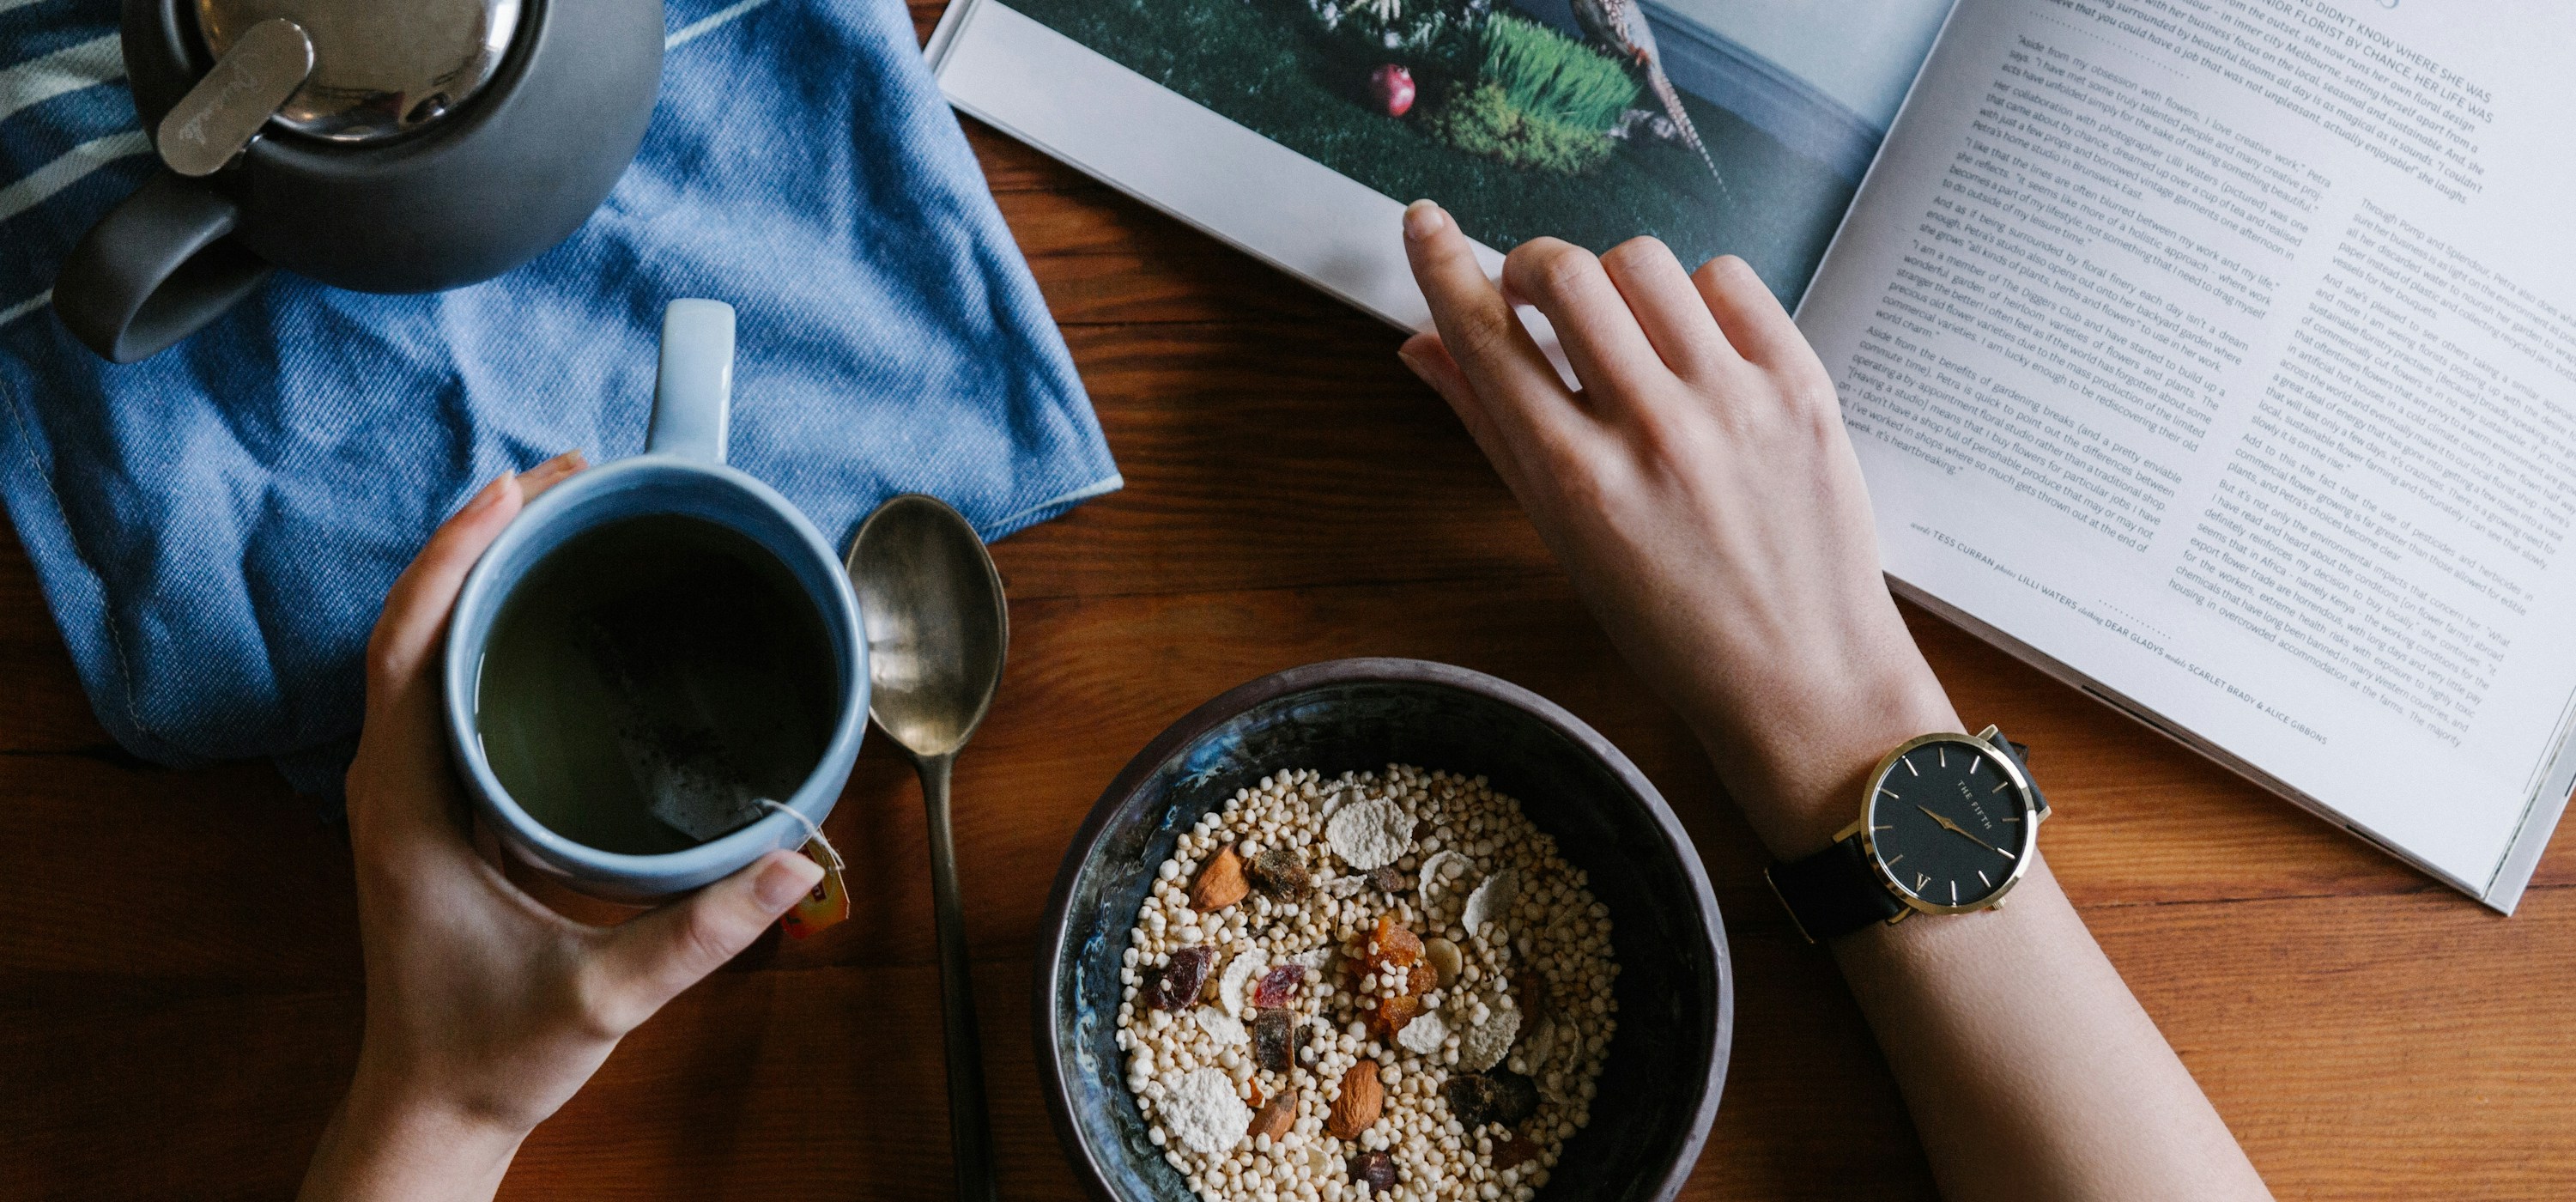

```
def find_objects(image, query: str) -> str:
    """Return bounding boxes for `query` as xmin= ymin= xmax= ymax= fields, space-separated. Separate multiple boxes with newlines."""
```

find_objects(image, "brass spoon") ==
xmin=848 ymin=495 xmax=1008 ymax=1202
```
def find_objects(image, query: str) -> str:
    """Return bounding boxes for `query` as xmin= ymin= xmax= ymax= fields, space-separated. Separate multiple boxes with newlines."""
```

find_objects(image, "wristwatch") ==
xmin=1765 ymin=725 xmax=2051 ymax=943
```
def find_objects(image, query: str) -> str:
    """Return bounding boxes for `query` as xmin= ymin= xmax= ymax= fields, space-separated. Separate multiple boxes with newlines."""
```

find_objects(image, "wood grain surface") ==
xmin=6 ymin=15 xmax=2573 ymax=1198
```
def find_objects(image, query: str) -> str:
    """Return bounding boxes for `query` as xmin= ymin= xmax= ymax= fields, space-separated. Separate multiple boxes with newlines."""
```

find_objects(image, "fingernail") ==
xmin=540 ymin=448 xmax=589 ymax=474
xmin=755 ymin=853 xmax=824 ymax=911
xmin=463 ymin=471 xmax=515 ymax=515
xmin=1403 ymin=200 xmax=1446 ymax=242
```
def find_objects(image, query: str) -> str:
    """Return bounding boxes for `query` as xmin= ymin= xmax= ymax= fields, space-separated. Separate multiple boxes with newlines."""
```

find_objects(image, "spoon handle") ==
xmin=920 ymin=752 xmax=999 ymax=1202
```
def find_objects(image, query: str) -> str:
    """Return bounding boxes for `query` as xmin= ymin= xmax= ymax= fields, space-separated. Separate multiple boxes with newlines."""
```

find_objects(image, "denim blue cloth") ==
xmin=0 ymin=0 xmax=1118 ymax=791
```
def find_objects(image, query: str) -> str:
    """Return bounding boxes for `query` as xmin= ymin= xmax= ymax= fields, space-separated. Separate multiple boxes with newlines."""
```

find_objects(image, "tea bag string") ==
xmin=757 ymin=798 xmax=845 ymax=873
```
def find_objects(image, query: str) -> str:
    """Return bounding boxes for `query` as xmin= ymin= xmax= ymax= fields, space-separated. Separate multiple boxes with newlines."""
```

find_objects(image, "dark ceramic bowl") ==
xmin=1036 ymin=659 xmax=1732 ymax=1202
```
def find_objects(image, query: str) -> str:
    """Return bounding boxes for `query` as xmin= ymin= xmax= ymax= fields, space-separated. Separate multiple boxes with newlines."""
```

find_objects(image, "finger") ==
xmin=367 ymin=471 xmax=524 ymax=709
xmin=591 ymin=852 xmax=822 ymax=1026
xmin=1500 ymin=238 xmax=1668 ymax=398
xmin=1401 ymin=201 xmax=1582 ymax=450
xmin=1691 ymin=255 xmax=1810 ymax=370
xmin=518 ymin=449 xmax=590 ymax=501
xmin=1599 ymin=238 xmax=1738 ymax=379
xmin=347 ymin=471 xmax=525 ymax=843
xmin=1398 ymin=332 xmax=1542 ymax=490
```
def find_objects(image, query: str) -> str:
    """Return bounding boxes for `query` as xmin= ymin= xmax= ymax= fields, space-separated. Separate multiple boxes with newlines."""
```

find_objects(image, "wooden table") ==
xmin=9 ymin=23 xmax=2576 ymax=1199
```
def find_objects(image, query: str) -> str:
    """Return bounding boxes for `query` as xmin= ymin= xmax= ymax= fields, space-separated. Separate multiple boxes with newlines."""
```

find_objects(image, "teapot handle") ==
xmin=52 ymin=172 xmax=274 ymax=363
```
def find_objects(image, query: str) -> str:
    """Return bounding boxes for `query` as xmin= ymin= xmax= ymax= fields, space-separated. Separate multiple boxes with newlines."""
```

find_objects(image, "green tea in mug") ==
xmin=475 ymin=513 xmax=840 ymax=854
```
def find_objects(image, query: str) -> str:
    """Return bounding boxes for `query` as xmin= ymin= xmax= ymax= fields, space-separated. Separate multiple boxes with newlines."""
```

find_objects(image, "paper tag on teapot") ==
xmin=780 ymin=836 xmax=851 ymax=938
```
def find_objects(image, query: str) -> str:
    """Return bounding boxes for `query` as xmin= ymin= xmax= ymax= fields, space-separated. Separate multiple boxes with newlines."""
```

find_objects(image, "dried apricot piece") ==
xmin=1367 ymin=914 xmax=1422 ymax=970
xmin=1370 ymin=992 xmax=1421 ymax=1037
xmin=1405 ymin=962 xmax=1438 ymax=998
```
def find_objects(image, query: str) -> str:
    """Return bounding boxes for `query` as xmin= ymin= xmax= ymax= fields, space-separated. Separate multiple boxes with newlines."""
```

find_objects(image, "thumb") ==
xmin=594 ymin=851 xmax=822 ymax=1023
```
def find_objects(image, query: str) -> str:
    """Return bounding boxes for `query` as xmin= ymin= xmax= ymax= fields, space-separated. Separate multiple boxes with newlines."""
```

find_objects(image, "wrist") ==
xmin=300 ymin=1072 xmax=527 ymax=1202
xmin=1698 ymin=661 xmax=1959 ymax=860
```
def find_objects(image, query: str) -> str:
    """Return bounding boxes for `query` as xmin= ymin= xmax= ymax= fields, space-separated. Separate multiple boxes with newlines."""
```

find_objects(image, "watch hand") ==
xmin=1916 ymin=804 xmax=2016 ymax=859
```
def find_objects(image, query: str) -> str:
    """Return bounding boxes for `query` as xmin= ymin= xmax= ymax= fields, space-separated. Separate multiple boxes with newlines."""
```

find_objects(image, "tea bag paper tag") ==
xmin=779 ymin=836 xmax=851 ymax=939
xmin=758 ymin=799 xmax=849 ymax=939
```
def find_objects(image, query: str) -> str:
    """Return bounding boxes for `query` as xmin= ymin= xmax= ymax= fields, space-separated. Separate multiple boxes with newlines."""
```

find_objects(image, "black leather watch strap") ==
xmin=1765 ymin=835 xmax=1903 ymax=944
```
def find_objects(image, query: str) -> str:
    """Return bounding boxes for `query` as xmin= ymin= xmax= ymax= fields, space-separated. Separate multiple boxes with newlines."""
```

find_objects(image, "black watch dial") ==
xmin=1864 ymin=737 xmax=2036 ymax=910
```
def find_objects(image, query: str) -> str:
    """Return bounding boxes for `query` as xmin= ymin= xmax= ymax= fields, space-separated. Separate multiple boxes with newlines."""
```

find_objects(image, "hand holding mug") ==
xmin=302 ymin=453 xmax=821 ymax=1202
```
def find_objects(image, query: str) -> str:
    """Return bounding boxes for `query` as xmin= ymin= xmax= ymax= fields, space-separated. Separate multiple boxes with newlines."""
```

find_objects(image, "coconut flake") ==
xmin=1162 ymin=1067 xmax=1252 ymax=1154
xmin=1416 ymin=850 xmax=1473 ymax=912
xmin=1290 ymin=946 xmax=1336 ymax=974
xmin=1395 ymin=1009 xmax=1452 ymax=1056
xmin=1217 ymin=951 xmax=1265 ymax=1017
xmin=1195 ymin=1007 xmax=1250 ymax=1047
xmin=1462 ymin=868 xmax=1518 ymax=936
xmin=1458 ymin=992 xmax=1522 ymax=1071
xmin=1326 ymin=798 xmax=1415 ymax=871
xmin=1320 ymin=873 xmax=1368 ymax=898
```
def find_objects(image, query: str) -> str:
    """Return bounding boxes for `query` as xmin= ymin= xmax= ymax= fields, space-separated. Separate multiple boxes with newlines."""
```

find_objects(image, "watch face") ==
xmin=1864 ymin=737 xmax=2036 ymax=910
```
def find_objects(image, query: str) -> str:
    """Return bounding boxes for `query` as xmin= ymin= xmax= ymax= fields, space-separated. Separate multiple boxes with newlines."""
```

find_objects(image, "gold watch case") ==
xmin=1834 ymin=725 xmax=2049 ymax=921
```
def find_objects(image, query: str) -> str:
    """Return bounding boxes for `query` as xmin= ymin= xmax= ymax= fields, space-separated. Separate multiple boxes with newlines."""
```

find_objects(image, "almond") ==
xmin=1191 ymin=847 xmax=1250 ymax=911
xmin=1326 ymin=1059 xmax=1384 ymax=1138
xmin=1247 ymin=1089 xmax=1297 ymax=1142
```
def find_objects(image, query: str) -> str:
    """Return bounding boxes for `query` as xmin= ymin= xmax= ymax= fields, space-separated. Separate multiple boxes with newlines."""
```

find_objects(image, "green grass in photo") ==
xmin=1479 ymin=14 xmax=1637 ymax=133
xmin=1427 ymin=83 xmax=1617 ymax=175
xmin=1007 ymin=0 xmax=1862 ymax=306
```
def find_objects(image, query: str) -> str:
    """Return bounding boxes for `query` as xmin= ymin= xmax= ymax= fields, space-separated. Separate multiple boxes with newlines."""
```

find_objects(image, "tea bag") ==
xmin=633 ymin=734 xmax=767 ymax=841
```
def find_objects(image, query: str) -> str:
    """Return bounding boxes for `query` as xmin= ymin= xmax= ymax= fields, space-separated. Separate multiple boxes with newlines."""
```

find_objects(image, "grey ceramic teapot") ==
xmin=53 ymin=0 xmax=665 ymax=362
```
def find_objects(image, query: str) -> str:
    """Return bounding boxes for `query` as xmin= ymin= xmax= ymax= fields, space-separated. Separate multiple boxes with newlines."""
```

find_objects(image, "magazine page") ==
xmin=936 ymin=0 xmax=1954 ymax=313
xmin=1796 ymin=0 xmax=2576 ymax=905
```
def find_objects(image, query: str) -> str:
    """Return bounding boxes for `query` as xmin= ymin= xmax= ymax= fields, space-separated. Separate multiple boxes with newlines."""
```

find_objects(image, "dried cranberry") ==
xmin=1246 ymin=848 xmax=1313 ymax=902
xmin=1252 ymin=963 xmax=1304 ymax=1009
xmin=1349 ymin=1150 xmax=1398 ymax=1193
xmin=1146 ymin=945 xmax=1215 ymax=1011
xmin=1253 ymin=1008 xmax=1294 ymax=1071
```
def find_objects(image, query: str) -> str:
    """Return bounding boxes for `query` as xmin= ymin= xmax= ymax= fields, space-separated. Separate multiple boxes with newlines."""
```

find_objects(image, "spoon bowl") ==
xmin=850 ymin=495 xmax=1009 ymax=759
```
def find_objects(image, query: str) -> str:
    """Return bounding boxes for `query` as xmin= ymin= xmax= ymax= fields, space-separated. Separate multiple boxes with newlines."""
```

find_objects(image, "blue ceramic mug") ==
xmin=442 ymin=300 xmax=869 ymax=900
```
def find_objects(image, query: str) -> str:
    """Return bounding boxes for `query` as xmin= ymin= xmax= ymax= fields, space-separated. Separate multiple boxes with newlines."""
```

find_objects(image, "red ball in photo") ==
xmin=1371 ymin=64 xmax=1416 ymax=118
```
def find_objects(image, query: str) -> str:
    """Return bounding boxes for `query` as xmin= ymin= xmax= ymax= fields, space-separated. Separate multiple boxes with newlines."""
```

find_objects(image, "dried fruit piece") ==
xmin=1514 ymin=968 xmax=1552 ymax=1025
xmin=1424 ymin=937 xmax=1464 ymax=988
xmin=1146 ymin=945 xmax=1215 ymax=1011
xmin=1291 ymin=1019 xmax=1316 ymax=1065
xmin=1252 ymin=963 xmax=1304 ymax=1009
xmin=1326 ymin=799 xmax=1415 ymax=870
xmin=1166 ymin=1066 xmax=1252 ymax=1154
xmin=1326 ymin=1060 xmax=1384 ymax=1138
xmin=1246 ymin=847 xmax=1313 ymax=902
xmin=1349 ymin=1150 xmax=1398 ymax=1193
xmin=1369 ymin=992 xmax=1421 ymax=1037
xmin=1485 ymin=1069 xmax=1540 ymax=1125
xmin=1191 ymin=847 xmax=1250 ymax=911
xmin=1370 ymin=865 xmax=1409 ymax=893
xmin=1405 ymin=962 xmax=1439 ymax=998
xmin=1253 ymin=1008 xmax=1294 ymax=1071
xmin=1365 ymin=914 xmax=1423 ymax=970
xmin=1248 ymin=1090 xmax=1298 ymax=1142
xmin=1494 ymin=1131 xmax=1541 ymax=1168
xmin=1444 ymin=1073 xmax=1497 ymax=1129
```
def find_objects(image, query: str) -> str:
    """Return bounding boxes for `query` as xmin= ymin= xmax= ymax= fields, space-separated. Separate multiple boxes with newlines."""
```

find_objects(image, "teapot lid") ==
xmin=194 ymin=0 xmax=525 ymax=143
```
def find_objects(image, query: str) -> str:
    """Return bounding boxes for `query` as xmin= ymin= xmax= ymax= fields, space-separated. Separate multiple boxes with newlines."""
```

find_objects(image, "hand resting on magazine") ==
xmin=1396 ymin=200 xmax=2272 ymax=1202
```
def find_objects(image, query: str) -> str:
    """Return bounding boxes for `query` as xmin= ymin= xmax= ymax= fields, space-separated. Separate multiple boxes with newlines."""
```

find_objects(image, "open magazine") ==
xmin=930 ymin=0 xmax=2576 ymax=910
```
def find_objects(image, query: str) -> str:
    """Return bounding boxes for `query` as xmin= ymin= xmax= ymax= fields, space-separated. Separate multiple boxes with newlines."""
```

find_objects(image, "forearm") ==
xmin=1697 ymin=670 xmax=2269 ymax=1201
xmin=299 ymin=1080 xmax=525 ymax=1202
xmin=1834 ymin=859 xmax=2270 ymax=1200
